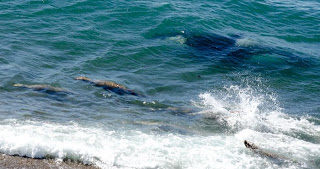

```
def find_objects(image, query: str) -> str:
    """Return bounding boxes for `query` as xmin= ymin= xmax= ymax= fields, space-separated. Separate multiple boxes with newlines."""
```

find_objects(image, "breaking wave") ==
xmin=193 ymin=81 xmax=320 ymax=168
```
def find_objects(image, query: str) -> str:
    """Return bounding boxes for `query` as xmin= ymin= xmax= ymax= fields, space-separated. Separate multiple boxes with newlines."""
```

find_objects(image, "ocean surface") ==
xmin=0 ymin=0 xmax=320 ymax=168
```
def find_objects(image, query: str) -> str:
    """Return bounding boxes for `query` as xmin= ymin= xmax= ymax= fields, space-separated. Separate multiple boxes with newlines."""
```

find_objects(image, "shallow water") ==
xmin=0 ymin=0 xmax=320 ymax=168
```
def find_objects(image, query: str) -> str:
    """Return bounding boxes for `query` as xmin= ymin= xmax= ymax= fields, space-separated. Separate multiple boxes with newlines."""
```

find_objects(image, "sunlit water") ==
xmin=0 ymin=0 xmax=319 ymax=168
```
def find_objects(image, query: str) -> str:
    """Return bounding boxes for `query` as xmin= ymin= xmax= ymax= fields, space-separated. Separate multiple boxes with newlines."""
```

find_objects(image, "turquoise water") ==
xmin=0 ymin=0 xmax=320 ymax=168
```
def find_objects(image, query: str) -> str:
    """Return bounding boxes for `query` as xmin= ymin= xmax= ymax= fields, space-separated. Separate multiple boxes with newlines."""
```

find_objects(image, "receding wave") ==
xmin=0 ymin=117 xmax=318 ymax=169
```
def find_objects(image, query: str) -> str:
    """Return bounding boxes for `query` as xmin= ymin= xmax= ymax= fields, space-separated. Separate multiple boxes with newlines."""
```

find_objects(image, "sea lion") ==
xmin=184 ymin=33 xmax=270 ymax=62
xmin=244 ymin=140 xmax=259 ymax=150
xmin=162 ymin=32 xmax=308 ymax=65
xmin=244 ymin=140 xmax=281 ymax=159
xmin=75 ymin=76 xmax=144 ymax=97
xmin=13 ymin=83 xmax=69 ymax=94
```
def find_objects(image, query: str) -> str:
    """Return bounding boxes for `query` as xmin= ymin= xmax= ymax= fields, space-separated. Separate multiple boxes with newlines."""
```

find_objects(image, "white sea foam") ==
xmin=235 ymin=38 xmax=257 ymax=47
xmin=0 ymin=118 xmax=314 ymax=169
xmin=193 ymin=84 xmax=320 ymax=168
xmin=236 ymin=129 xmax=320 ymax=160
xmin=167 ymin=35 xmax=187 ymax=44
xmin=195 ymin=85 xmax=320 ymax=134
xmin=0 ymin=84 xmax=319 ymax=168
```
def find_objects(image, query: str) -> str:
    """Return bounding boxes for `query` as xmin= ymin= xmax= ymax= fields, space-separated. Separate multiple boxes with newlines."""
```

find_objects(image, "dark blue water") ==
xmin=0 ymin=0 xmax=320 ymax=168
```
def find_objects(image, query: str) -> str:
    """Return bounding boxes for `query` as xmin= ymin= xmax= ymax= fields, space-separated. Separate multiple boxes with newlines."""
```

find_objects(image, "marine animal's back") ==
xmin=13 ymin=83 xmax=69 ymax=94
xmin=94 ymin=81 xmax=127 ymax=90
xmin=75 ymin=76 xmax=144 ymax=97
xmin=186 ymin=33 xmax=235 ymax=51
xmin=164 ymin=32 xmax=270 ymax=60
xmin=244 ymin=140 xmax=284 ymax=160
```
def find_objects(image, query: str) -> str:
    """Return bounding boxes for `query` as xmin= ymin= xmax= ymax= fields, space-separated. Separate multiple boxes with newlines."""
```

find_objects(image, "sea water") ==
xmin=0 ymin=0 xmax=319 ymax=168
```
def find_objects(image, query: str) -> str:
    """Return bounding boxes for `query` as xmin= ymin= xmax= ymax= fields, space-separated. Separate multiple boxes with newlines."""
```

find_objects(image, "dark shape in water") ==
xmin=244 ymin=140 xmax=259 ymax=150
xmin=184 ymin=33 xmax=268 ymax=61
xmin=186 ymin=34 xmax=235 ymax=52
xmin=75 ymin=76 xmax=144 ymax=97
xmin=161 ymin=32 xmax=311 ymax=67
xmin=13 ymin=83 xmax=70 ymax=95
xmin=244 ymin=140 xmax=284 ymax=160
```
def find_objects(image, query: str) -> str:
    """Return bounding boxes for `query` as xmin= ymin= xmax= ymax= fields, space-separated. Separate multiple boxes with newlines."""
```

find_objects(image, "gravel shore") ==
xmin=0 ymin=154 xmax=98 ymax=169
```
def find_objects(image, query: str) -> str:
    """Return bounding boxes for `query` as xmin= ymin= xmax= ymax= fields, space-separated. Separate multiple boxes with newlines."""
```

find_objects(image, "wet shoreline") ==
xmin=0 ymin=154 xmax=98 ymax=169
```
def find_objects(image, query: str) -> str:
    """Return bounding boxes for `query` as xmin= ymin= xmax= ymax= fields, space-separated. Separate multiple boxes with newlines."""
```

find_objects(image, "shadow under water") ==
xmin=150 ymin=31 xmax=314 ymax=68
